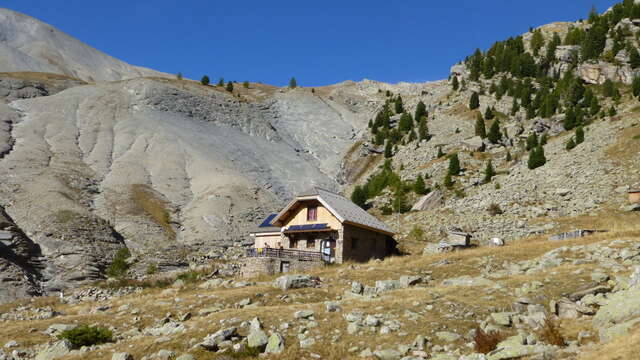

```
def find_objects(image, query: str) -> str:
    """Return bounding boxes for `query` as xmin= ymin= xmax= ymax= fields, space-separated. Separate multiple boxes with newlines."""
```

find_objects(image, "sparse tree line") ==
xmin=174 ymin=73 xmax=299 ymax=92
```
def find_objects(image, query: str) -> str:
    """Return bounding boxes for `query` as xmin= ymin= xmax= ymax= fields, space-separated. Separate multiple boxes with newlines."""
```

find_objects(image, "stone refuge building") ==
xmin=241 ymin=187 xmax=396 ymax=277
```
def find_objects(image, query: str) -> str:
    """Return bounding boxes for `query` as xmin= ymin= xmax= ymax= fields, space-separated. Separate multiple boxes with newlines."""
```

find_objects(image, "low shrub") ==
xmin=538 ymin=318 xmax=565 ymax=346
xmin=487 ymin=203 xmax=503 ymax=216
xmin=473 ymin=326 xmax=502 ymax=354
xmin=106 ymin=247 xmax=131 ymax=278
xmin=146 ymin=262 xmax=158 ymax=275
xmin=59 ymin=325 xmax=113 ymax=348
xmin=407 ymin=225 xmax=425 ymax=242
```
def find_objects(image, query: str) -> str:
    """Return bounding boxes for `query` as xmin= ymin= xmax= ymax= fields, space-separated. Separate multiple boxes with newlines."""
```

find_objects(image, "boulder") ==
xmin=264 ymin=333 xmax=285 ymax=354
xmin=441 ymin=276 xmax=495 ymax=287
xmin=411 ymin=190 xmax=444 ymax=211
xmin=461 ymin=136 xmax=486 ymax=152
xmin=299 ymin=337 xmax=315 ymax=349
xmin=112 ymin=353 xmax=134 ymax=360
xmin=599 ymin=318 xmax=640 ymax=342
xmin=487 ymin=344 xmax=555 ymax=360
xmin=491 ymin=312 xmax=517 ymax=327
xmin=274 ymin=274 xmax=319 ymax=290
xmin=435 ymin=331 xmax=461 ymax=342
xmin=175 ymin=355 xmax=196 ymax=360
xmin=593 ymin=288 xmax=640 ymax=327
xmin=247 ymin=329 xmax=269 ymax=349
xmin=153 ymin=350 xmax=175 ymax=360
xmin=43 ymin=324 xmax=77 ymax=336
xmin=293 ymin=309 xmax=314 ymax=319
xmin=375 ymin=280 xmax=401 ymax=292
xmin=200 ymin=327 xmax=237 ymax=351
xmin=35 ymin=340 xmax=73 ymax=360
xmin=399 ymin=275 xmax=423 ymax=288
xmin=373 ymin=348 xmax=402 ymax=360
xmin=350 ymin=281 xmax=364 ymax=294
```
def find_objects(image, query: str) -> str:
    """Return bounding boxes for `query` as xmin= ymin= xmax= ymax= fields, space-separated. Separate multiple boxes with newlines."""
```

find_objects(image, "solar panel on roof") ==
xmin=259 ymin=213 xmax=278 ymax=228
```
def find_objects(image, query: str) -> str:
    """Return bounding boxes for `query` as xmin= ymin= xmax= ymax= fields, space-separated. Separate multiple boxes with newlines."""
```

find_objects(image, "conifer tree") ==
xmin=527 ymin=144 xmax=546 ymax=169
xmin=243 ymin=81 xmax=250 ymax=88
xmin=200 ymin=75 xmax=210 ymax=86
xmin=176 ymin=72 xmax=183 ymax=80
xmin=475 ymin=113 xmax=487 ymax=138
xmin=633 ymin=76 xmax=640 ymax=98
xmin=487 ymin=120 xmax=502 ymax=144
xmin=566 ymin=137 xmax=576 ymax=150
xmin=414 ymin=174 xmax=427 ymax=195
xmin=511 ymin=98 xmax=520 ymax=115
xmin=484 ymin=106 xmax=495 ymax=120
xmin=630 ymin=47 xmax=640 ymax=69
xmin=469 ymin=92 xmax=480 ymax=110
xmin=443 ymin=173 xmax=454 ymax=189
xmin=437 ymin=147 xmax=445 ymax=158
xmin=452 ymin=76 xmax=460 ymax=91
xmin=217 ymin=77 xmax=225 ymax=87
xmin=526 ymin=132 xmax=539 ymax=150
xmin=418 ymin=117 xmax=429 ymax=141
xmin=351 ymin=186 xmax=367 ymax=209
xmin=581 ymin=22 xmax=607 ymax=60
xmin=540 ymin=133 xmax=548 ymax=146
xmin=226 ymin=81 xmax=234 ymax=92
xmin=575 ymin=126 xmax=585 ymax=144
xmin=398 ymin=113 xmax=414 ymax=132
xmin=448 ymin=153 xmax=461 ymax=176
xmin=405 ymin=130 xmax=414 ymax=142
xmin=506 ymin=150 xmax=512 ymax=162
xmin=289 ymin=77 xmax=297 ymax=88
xmin=484 ymin=160 xmax=495 ymax=183
xmin=384 ymin=141 xmax=393 ymax=158
xmin=414 ymin=101 xmax=427 ymax=122
xmin=395 ymin=96 xmax=404 ymax=113
xmin=589 ymin=96 xmax=601 ymax=116
xmin=603 ymin=79 xmax=615 ymax=98
xmin=564 ymin=106 xmax=577 ymax=130
xmin=609 ymin=106 xmax=617 ymax=117
xmin=530 ymin=30 xmax=545 ymax=56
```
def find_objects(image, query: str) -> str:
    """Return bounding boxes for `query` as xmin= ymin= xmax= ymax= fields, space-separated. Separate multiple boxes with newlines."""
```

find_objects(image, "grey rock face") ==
xmin=0 ymin=206 xmax=42 ymax=303
xmin=0 ymin=8 xmax=170 ymax=82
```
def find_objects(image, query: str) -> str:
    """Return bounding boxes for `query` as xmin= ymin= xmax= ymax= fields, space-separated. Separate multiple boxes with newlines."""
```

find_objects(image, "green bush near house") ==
xmin=59 ymin=325 xmax=113 ymax=348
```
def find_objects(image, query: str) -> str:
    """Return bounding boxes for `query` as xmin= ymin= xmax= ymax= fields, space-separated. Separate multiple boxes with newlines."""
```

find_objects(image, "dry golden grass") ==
xmin=129 ymin=184 xmax=175 ymax=240
xmin=605 ymin=125 xmax=640 ymax=166
xmin=444 ymin=102 xmax=478 ymax=120
xmin=2 ymin=222 xmax=638 ymax=359
xmin=578 ymin=325 xmax=640 ymax=360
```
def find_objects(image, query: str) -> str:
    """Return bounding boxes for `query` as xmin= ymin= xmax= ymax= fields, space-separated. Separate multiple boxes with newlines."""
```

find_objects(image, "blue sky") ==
xmin=7 ymin=0 xmax=619 ymax=86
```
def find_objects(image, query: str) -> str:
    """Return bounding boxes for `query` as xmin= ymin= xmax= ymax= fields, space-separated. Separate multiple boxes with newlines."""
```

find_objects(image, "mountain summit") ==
xmin=0 ymin=8 xmax=169 ymax=81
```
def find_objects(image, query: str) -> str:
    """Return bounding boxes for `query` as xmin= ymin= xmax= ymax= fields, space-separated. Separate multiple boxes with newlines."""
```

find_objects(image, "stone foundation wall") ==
xmin=240 ymin=257 xmax=323 ymax=278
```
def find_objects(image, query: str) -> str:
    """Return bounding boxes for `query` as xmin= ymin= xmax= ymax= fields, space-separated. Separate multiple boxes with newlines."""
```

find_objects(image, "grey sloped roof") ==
xmin=311 ymin=187 xmax=394 ymax=235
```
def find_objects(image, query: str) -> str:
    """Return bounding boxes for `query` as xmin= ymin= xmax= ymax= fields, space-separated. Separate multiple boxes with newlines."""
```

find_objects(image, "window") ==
xmin=307 ymin=239 xmax=316 ymax=248
xmin=351 ymin=237 xmax=358 ymax=250
xmin=307 ymin=206 xmax=317 ymax=221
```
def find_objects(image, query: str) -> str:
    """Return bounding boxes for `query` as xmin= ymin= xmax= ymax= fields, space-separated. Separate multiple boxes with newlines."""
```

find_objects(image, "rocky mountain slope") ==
xmin=0 ymin=8 xmax=169 ymax=82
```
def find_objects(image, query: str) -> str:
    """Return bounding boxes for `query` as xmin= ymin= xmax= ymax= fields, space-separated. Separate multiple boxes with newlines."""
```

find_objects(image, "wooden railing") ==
xmin=245 ymin=248 xmax=325 ymax=262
